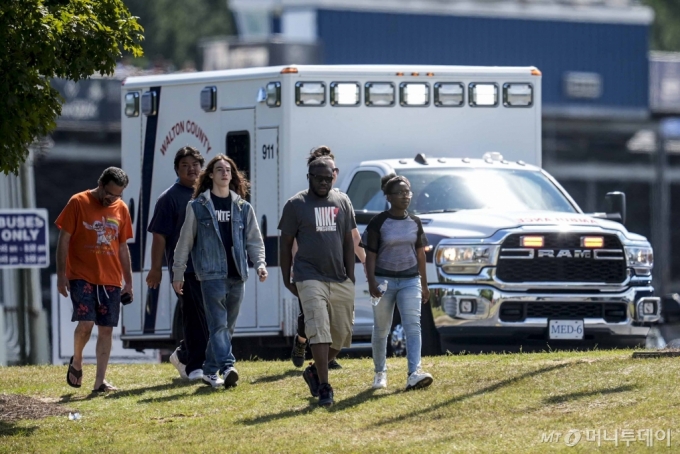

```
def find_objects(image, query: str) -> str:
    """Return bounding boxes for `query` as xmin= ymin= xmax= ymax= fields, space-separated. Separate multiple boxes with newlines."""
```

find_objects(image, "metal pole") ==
xmin=20 ymin=147 xmax=51 ymax=364
xmin=655 ymin=125 xmax=670 ymax=298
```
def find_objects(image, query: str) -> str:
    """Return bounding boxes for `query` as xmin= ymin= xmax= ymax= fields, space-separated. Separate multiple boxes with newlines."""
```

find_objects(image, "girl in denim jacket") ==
xmin=173 ymin=155 xmax=267 ymax=389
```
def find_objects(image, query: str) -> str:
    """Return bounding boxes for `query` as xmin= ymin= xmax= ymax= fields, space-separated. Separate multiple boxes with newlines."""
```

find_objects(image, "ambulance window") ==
xmin=469 ymin=83 xmax=498 ymax=107
xmin=226 ymin=131 xmax=250 ymax=201
xmin=347 ymin=171 xmax=386 ymax=212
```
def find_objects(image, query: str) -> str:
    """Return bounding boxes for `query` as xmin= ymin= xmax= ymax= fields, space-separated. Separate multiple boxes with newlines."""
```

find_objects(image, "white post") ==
xmin=0 ymin=171 xmax=23 ymax=365
xmin=0 ymin=303 xmax=6 ymax=366
xmin=21 ymin=147 xmax=51 ymax=364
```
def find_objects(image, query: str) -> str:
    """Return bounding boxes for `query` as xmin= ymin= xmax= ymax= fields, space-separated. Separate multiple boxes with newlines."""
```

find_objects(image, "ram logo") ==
xmin=537 ymin=249 xmax=591 ymax=258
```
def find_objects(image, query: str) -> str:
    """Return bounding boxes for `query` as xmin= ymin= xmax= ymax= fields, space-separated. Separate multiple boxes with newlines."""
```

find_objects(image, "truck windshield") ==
xmin=396 ymin=168 xmax=577 ymax=214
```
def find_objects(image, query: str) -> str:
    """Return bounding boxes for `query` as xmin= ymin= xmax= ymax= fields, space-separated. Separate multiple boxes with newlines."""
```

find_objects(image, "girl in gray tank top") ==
xmin=361 ymin=174 xmax=434 ymax=391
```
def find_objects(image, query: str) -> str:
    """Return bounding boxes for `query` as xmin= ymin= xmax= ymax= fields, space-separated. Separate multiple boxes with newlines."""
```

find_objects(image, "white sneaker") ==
xmin=406 ymin=370 xmax=433 ymax=391
xmin=202 ymin=374 xmax=224 ymax=388
xmin=169 ymin=349 xmax=188 ymax=380
xmin=372 ymin=371 xmax=388 ymax=389
xmin=222 ymin=366 xmax=239 ymax=388
xmin=187 ymin=369 xmax=204 ymax=381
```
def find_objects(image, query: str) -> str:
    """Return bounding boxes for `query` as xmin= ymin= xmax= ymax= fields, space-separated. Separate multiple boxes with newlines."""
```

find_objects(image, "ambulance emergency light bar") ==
xmin=400 ymin=83 xmax=429 ymax=106
xmin=469 ymin=83 xmax=498 ymax=107
xmin=504 ymin=83 xmax=533 ymax=107
xmin=295 ymin=82 xmax=325 ymax=106
xmin=266 ymin=82 xmax=281 ymax=107
xmin=365 ymin=82 xmax=395 ymax=106
xmin=124 ymin=92 xmax=139 ymax=117
xmin=330 ymin=82 xmax=360 ymax=106
xmin=434 ymin=83 xmax=464 ymax=107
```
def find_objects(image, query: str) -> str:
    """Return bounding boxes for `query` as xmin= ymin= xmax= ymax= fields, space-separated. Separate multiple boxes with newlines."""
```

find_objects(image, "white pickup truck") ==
xmin=340 ymin=152 xmax=659 ymax=353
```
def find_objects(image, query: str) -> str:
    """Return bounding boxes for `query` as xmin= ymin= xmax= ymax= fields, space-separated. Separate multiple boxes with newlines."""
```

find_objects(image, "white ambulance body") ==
xmin=119 ymin=64 xmax=546 ymax=351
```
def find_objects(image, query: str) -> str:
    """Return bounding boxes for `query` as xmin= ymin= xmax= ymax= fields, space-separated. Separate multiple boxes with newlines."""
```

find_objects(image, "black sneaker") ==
xmin=328 ymin=358 xmax=342 ymax=370
xmin=302 ymin=363 xmax=320 ymax=397
xmin=318 ymin=383 xmax=334 ymax=407
xmin=291 ymin=337 xmax=308 ymax=368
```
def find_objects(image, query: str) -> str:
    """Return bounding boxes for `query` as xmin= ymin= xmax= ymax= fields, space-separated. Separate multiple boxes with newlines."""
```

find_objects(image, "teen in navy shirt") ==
xmin=147 ymin=146 xmax=207 ymax=381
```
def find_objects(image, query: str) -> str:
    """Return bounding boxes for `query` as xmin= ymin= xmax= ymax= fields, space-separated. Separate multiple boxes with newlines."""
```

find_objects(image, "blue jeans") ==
xmin=200 ymin=278 xmax=245 ymax=375
xmin=372 ymin=276 xmax=422 ymax=375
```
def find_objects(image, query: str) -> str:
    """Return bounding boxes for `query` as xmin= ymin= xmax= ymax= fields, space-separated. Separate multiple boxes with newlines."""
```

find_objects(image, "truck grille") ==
xmin=496 ymin=233 xmax=627 ymax=283
xmin=500 ymin=302 xmax=628 ymax=323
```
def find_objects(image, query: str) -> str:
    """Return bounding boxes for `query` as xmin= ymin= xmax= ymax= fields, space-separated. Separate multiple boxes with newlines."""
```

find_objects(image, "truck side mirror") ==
xmin=605 ymin=191 xmax=626 ymax=225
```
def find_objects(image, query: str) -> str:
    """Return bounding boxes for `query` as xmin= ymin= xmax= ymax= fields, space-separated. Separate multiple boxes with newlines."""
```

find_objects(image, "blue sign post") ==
xmin=0 ymin=209 xmax=49 ymax=268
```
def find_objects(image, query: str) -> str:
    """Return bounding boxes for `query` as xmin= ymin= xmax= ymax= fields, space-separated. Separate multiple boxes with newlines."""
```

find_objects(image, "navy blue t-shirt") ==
xmin=211 ymin=192 xmax=239 ymax=278
xmin=147 ymin=183 xmax=194 ymax=280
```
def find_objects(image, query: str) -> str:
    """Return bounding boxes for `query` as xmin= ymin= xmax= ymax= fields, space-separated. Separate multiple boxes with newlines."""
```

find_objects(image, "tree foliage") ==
xmin=123 ymin=0 xmax=236 ymax=70
xmin=644 ymin=0 xmax=680 ymax=51
xmin=0 ymin=0 xmax=143 ymax=175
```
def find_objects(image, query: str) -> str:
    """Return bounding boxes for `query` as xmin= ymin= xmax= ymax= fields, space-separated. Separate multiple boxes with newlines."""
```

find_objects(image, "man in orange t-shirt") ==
xmin=55 ymin=167 xmax=133 ymax=393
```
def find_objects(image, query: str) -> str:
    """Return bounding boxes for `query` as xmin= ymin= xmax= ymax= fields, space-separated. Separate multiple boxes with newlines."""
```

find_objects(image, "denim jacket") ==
xmin=172 ymin=189 xmax=266 ymax=282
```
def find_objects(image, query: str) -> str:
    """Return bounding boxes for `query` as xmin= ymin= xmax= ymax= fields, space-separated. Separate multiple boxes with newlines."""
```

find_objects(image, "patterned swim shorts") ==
xmin=69 ymin=280 xmax=121 ymax=327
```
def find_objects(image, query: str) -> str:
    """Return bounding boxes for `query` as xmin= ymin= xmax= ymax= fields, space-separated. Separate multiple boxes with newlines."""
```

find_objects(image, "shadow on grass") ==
xmin=248 ymin=369 xmax=300 ymax=385
xmin=0 ymin=421 xmax=38 ymax=437
xmin=78 ymin=378 xmax=200 ymax=401
xmin=59 ymin=378 xmax=197 ymax=403
xmin=543 ymin=384 xmax=637 ymax=405
xmin=60 ymin=392 xmax=96 ymax=403
xmin=238 ymin=388 xmax=400 ymax=425
xmin=136 ymin=384 xmax=225 ymax=403
xmin=370 ymin=362 xmax=572 ymax=427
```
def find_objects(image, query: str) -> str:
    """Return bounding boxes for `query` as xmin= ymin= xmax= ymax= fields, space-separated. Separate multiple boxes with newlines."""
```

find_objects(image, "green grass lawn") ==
xmin=1 ymin=349 xmax=678 ymax=453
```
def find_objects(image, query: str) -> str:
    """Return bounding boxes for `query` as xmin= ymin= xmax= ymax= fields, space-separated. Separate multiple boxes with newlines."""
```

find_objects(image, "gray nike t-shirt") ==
xmin=278 ymin=189 xmax=357 ymax=283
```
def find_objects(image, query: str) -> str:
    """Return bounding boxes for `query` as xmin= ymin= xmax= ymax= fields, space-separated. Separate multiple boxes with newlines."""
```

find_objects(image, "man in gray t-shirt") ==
xmin=278 ymin=157 xmax=356 ymax=407
xmin=280 ymin=188 xmax=355 ymax=282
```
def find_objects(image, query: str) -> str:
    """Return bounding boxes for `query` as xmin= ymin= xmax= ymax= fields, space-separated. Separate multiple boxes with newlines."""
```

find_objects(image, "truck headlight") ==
xmin=435 ymin=245 xmax=499 ymax=274
xmin=624 ymin=246 xmax=653 ymax=275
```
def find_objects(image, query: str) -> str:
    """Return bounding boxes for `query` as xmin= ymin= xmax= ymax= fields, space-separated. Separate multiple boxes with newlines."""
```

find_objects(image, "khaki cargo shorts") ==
xmin=296 ymin=279 xmax=355 ymax=350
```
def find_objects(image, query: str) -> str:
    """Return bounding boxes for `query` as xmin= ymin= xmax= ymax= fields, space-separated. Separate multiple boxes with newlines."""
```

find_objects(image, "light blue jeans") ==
xmin=372 ymin=276 xmax=422 ymax=375
xmin=200 ymin=278 xmax=245 ymax=375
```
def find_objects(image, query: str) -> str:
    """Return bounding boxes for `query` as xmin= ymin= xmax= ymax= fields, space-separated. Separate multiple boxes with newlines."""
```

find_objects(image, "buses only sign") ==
xmin=0 ymin=209 xmax=49 ymax=268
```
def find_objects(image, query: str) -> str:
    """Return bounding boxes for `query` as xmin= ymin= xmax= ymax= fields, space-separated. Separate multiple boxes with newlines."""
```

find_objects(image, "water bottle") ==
xmin=370 ymin=280 xmax=388 ymax=306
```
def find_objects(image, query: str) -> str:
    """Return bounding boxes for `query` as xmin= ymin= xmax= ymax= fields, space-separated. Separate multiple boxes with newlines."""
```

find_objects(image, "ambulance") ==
xmin=119 ymin=64 xmax=659 ymax=354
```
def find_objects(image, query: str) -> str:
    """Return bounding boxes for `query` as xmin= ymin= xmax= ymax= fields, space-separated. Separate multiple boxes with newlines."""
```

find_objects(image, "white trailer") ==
xmin=119 ymin=64 xmax=546 ymax=352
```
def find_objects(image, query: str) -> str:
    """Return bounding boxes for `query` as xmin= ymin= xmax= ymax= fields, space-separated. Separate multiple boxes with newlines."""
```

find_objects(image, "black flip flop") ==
xmin=66 ymin=356 xmax=82 ymax=388
xmin=92 ymin=382 xmax=118 ymax=393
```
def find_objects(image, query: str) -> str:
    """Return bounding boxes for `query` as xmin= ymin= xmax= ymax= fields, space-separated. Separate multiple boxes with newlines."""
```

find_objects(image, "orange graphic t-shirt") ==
xmin=55 ymin=190 xmax=133 ymax=287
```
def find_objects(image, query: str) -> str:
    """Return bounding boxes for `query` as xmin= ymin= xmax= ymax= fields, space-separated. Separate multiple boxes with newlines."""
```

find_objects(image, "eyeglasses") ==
xmin=390 ymin=190 xmax=413 ymax=198
xmin=103 ymin=189 xmax=123 ymax=200
xmin=308 ymin=173 xmax=333 ymax=184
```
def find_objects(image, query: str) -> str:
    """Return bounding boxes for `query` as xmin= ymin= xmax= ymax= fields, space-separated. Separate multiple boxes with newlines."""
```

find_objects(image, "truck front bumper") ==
xmin=429 ymin=284 xmax=660 ymax=341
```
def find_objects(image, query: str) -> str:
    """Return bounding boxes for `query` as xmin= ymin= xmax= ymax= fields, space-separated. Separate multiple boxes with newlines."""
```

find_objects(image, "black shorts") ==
xmin=69 ymin=280 xmax=121 ymax=327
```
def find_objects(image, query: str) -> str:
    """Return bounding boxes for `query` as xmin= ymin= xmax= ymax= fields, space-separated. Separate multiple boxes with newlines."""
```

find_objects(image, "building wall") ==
xmin=315 ymin=9 xmax=648 ymax=115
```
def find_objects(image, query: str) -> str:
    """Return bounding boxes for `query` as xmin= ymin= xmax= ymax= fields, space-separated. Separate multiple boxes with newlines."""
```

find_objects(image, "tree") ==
xmin=123 ymin=0 xmax=236 ymax=70
xmin=644 ymin=0 xmax=680 ymax=51
xmin=0 ymin=0 xmax=143 ymax=175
